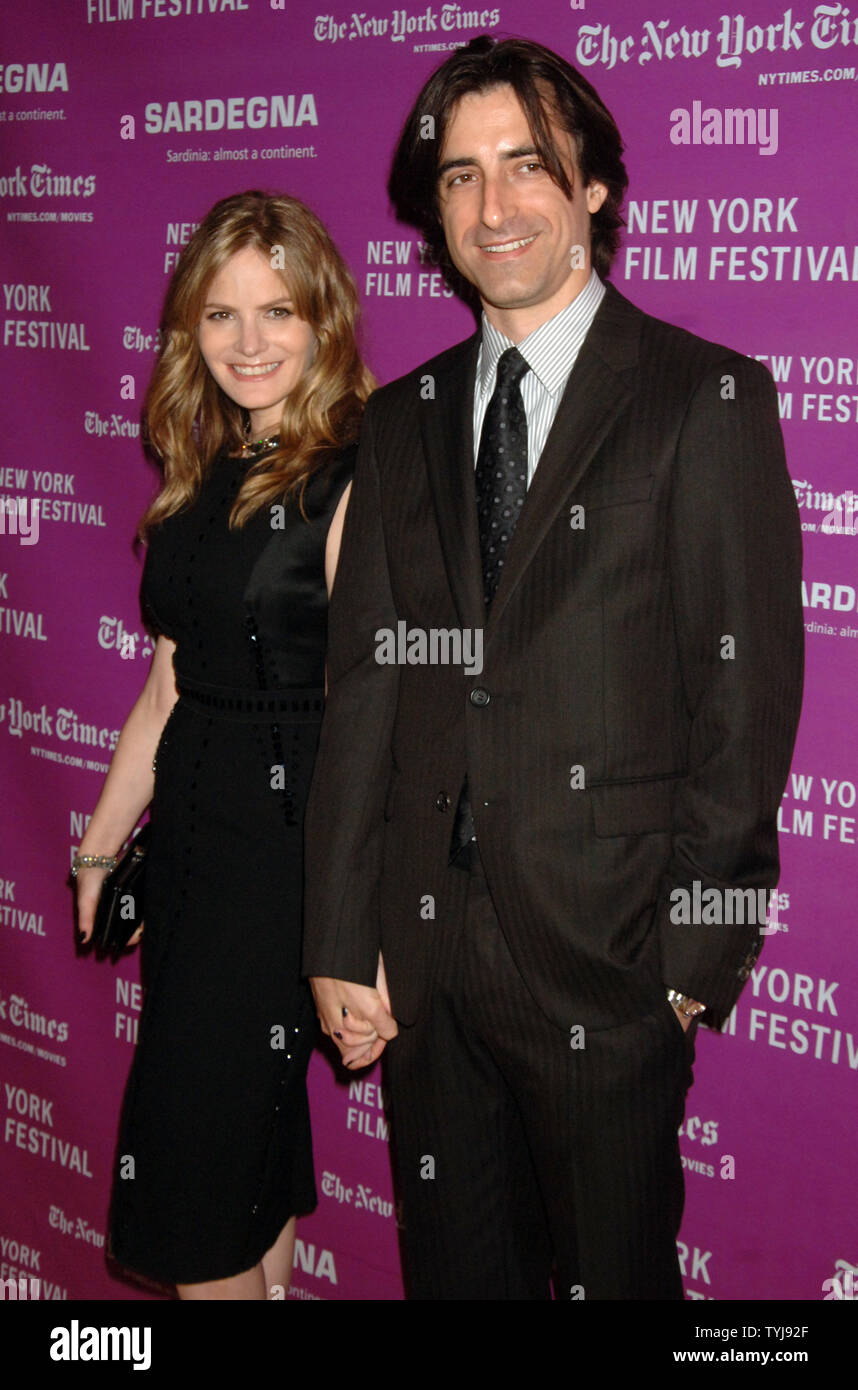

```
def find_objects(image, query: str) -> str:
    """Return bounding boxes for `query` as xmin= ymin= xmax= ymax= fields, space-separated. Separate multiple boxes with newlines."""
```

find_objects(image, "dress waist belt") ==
xmin=175 ymin=673 xmax=325 ymax=723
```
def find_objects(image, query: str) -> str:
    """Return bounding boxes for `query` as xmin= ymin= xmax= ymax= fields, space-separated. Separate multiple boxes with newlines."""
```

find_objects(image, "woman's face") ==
xmin=197 ymin=244 xmax=316 ymax=438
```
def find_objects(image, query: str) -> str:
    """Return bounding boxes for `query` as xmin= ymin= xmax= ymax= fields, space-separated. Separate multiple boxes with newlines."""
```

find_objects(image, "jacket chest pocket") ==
xmin=575 ymin=473 xmax=654 ymax=512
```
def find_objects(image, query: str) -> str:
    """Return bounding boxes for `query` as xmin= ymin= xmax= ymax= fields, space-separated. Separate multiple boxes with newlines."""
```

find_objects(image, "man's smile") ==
xmin=479 ymin=233 xmax=538 ymax=255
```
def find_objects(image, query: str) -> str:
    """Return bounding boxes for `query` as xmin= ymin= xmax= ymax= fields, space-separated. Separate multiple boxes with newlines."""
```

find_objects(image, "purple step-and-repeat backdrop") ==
xmin=0 ymin=0 xmax=855 ymax=1303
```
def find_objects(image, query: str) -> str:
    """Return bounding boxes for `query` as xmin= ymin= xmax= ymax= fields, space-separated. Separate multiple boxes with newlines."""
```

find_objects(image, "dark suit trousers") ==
xmin=384 ymin=847 xmax=697 ymax=1300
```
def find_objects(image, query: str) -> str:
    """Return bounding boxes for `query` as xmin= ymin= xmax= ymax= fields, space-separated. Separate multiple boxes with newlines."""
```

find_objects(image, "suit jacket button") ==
xmin=435 ymin=792 xmax=451 ymax=812
xmin=469 ymin=687 xmax=490 ymax=707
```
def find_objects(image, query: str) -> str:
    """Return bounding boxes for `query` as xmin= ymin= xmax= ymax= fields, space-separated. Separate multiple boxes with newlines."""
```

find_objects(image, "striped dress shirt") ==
xmin=473 ymin=269 xmax=606 ymax=485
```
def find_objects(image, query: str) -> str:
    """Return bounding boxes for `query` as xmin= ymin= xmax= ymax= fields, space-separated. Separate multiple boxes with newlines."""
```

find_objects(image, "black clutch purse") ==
xmin=91 ymin=823 xmax=151 ymax=962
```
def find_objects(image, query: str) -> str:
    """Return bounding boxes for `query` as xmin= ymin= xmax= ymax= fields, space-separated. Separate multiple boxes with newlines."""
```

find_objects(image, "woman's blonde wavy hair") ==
xmin=139 ymin=190 xmax=374 ymax=535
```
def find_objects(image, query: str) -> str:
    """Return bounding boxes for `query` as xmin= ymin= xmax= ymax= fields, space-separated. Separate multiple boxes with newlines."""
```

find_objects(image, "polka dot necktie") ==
xmin=449 ymin=347 xmax=530 ymax=865
xmin=475 ymin=345 xmax=529 ymax=610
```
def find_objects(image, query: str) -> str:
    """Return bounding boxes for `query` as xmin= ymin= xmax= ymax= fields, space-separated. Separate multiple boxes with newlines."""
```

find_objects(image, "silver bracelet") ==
xmin=70 ymin=853 xmax=117 ymax=878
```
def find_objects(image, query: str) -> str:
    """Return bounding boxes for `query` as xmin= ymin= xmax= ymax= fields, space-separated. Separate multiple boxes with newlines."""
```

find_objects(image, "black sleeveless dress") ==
xmin=107 ymin=444 xmax=354 ymax=1286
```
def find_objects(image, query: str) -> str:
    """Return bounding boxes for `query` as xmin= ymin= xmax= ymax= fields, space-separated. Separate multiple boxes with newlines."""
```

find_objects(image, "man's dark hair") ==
xmin=388 ymin=35 xmax=628 ymax=282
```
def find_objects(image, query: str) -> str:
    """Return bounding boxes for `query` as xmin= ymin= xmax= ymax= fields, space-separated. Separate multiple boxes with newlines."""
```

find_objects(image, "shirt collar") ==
xmin=477 ymin=269 xmax=606 ymax=399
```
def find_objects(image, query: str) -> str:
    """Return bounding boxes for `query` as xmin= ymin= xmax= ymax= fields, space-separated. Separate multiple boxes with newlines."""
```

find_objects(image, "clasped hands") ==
xmin=310 ymin=953 xmax=398 ymax=1070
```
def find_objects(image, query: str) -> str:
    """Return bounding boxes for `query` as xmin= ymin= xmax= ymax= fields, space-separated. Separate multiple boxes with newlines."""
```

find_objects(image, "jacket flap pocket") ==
xmin=590 ymin=776 xmax=681 ymax=837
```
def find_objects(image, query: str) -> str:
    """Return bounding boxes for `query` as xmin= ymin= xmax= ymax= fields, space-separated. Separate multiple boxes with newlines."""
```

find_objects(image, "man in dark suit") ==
xmin=303 ymin=37 xmax=803 ymax=1299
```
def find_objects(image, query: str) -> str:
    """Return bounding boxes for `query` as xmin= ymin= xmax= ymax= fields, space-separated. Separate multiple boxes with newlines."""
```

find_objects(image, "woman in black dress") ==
xmin=74 ymin=191 xmax=373 ymax=1298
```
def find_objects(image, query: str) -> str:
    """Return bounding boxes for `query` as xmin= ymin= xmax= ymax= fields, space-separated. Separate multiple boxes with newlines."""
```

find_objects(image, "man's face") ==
xmin=437 ymin=83 xmax=607 ymax=336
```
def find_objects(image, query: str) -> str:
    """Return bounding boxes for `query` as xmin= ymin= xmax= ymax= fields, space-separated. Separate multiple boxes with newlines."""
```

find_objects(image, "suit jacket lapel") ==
xmin=487 ymin=281 xmax=642 ymax=635
xmin=418 ymin=282 xmax=644 ymax=638
xmin=420 ymin=331 xmax=485 ymax=632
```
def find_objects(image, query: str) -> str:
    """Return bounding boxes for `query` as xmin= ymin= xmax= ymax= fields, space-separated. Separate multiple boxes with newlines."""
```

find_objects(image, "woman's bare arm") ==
xmin=75 ymin=634 xmax=179 ymax=941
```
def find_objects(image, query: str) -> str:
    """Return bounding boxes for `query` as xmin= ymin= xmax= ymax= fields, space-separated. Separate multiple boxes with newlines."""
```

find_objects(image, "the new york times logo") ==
xmin=375 ymin=620 xmax=483 ymax=675
xmin=49 ymin=1319 xmax=151 ymax=1370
